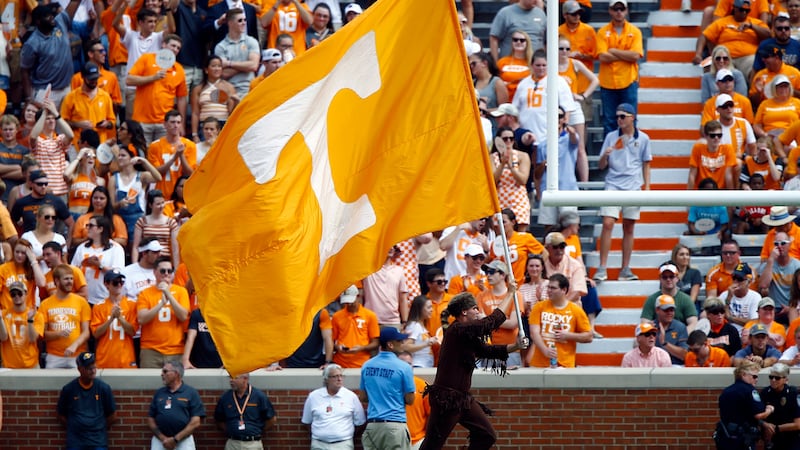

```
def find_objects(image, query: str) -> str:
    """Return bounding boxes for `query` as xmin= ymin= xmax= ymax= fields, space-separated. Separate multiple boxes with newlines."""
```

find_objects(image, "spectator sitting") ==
xmin=708 ymin=240 xmax=745 ymax=298
xmin=789 ymin=268 xmax=800 ymax=323
xmin=754 ymin=75 xmax=800 ymax=140
xmin=708 ymin=93 xmax=756 ymax=162
xmin=720 ymin=262 xmax=761 ymax=332
xmin=752 ymin=14 xmax=800 ymax=73
xmin=741 ymin=137 xmax=785 ymax=193
xmin=759 ymin=206 xmax=800 ymax=262
xmin=684 ymin=177 xmax=730 ymax=240
xmin=743 ymin=298 xmax=788 ymax=349
xmin=652 ymin=294 xmax=689 ymax=366
xmin=750 ymin=43 xmax=800 ymax=110
xmin=688 ymin=120 xmax=737 ymax=190
xmin=685 ymin=330 xmax=732 ymax=367
xmin=734 ymin=322 xmax=782 ymax=367
xmin=700 ymin=46 xmax=749 ymax=104
xmin=735 ymin=173 xmax=770 ymax=234
xmin=702 ymin=69 xmax=755 ymax=127
xmin=702 ymin=297 xmax=743 ymax=356
xmin=758 ymin=231 xmax=800 ymax=325
xmin=621 ymin=322 xmax=671 ymax=368
xmin=672 ymin=243 xmax=704 ymax=313
xmin=779 ymin=326 xmax=800 ymax=366
xmin=640 ymin=263 xmax=699 ymax=331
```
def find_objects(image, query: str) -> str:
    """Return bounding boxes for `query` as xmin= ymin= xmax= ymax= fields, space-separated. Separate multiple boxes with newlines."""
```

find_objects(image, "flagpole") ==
xmin=494 ymin=212 xmax=527 ymax=340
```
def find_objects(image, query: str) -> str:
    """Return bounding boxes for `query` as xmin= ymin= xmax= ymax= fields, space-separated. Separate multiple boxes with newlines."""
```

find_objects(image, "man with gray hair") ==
xmin=215 ymin=371 xmax=276 ymax=448
xmin=302 ymin=363 xmax=366 ymax=449
xmin=760 ymin=362 xmax=800 ymax=448
xmin=147 ymin=360 xmax=205 ymax=449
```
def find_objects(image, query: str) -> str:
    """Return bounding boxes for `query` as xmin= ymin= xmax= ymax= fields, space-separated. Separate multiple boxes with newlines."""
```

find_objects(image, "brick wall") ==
xmin=0 ymin=369 xmax=724 ymax=450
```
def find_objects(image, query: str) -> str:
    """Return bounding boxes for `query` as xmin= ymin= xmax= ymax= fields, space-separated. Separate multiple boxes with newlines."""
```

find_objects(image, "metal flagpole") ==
xmin=494 ymin=212 xmax=527 ymax=339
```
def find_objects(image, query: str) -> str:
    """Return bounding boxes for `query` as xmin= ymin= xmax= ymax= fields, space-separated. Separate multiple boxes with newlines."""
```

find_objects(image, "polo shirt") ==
xmin=301 ymin=386 xmax=366 ymax=443
xmin=621 ymin=346 xmax=671 ymax=368
xmin=149 ymin=382 xmax=206 ymax=436
xmin=57 ymin=377 xmax=117 ymax=448
xmin=734 ymin=344 xmax=782 ymax=361
xmin=214 ymin=34 xmax=259 ymax=98
xmin=641 ymin=291 xmax=697 ymax=326
xmin=20 ymin=11 xmax=73 ymax=90
xmin=360 ymin=351 xmax=414 ymax=422
xmin=0 ymin=142 xmax=28 ymax=203
xmin=214 ymin=385 xmax=275 ymax=439
xmin=655 ymin=319 xmax=689 ymax=365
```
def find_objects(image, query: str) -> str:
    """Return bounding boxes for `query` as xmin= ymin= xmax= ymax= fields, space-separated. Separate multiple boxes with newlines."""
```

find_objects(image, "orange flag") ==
xmin=179 ymin=0 xmax=499 ymax=375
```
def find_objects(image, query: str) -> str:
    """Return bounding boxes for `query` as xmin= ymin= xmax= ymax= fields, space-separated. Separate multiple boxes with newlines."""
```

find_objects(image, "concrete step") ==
xmin=647 ymin=37 xmax=696 ymax=51
xmin=578 ymin=337 xmax=635 ymax=354
xmin=592 ymin=222 xmax=688 ymax=238
xmin=651 ymin=140 xmax=694 ymax=156
xmin=640 ymin=62 xmax=702 ymax=78
xmin=647 ymin=10 xmax=702 ymax=25
xmin=639 ymin=88 xmax=700 ymax=103
xmin=639 ymin=114 xmax=699 ymax=130
xmin=595 ymin=308 xmax=643 ymax=324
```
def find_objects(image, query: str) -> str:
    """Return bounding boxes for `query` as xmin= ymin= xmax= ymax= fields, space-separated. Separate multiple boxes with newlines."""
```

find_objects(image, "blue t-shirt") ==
xmin=735 ymin=344 xmax=782 ymax=361
xmin=360 ymin=351 xmax=415 ymax=422
xmin=536 ymin=130 xmax=579 ymax=192
xmin=753 ymin=38 xmax=800 ymax=71
xmin=688 ymin=205 xmax=729 ymax=234
xmin=20 ymin=11 xmax=73 ymax=90
xmin=655 ymin=319 xmax=689 ymax=365
xmin=57 ymin=377 xmax=116 ymax=447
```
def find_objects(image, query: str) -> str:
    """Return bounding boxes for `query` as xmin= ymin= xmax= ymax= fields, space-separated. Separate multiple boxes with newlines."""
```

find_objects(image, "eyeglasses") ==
xmin=42 ymin=215 xmax=56 ymax=220
xmin=566 ymin=11 xmax=581 ymax=15
xmin=707 ymin=309 xmax=726 ymax=315
xmin=485 ymin=268 xmax=504 ymax=276
xmin=748 ymin=373 xmax=759 ymax=379
xmin=715 ymin=56 xmax=730 ymax=62
xmin=776 ymin=26 xmax=791 ymax=31
xmin=469 ymin=254 xmax=486 ymax=261
xmin=616 ymin=114 xmax=631 ymax=120
xmin=34 ymin=181 xmax=48 ymax=187
xmin=737 ymin=7 xmax=751 ymax=13
xmin=92 ymin=47 xmax=106 ymax=53
xmin=110 ymin=279 xmax=125 ymax=287
xmin=158 ymin=268 xmax=175 ymax=275
xmin=558 ymin=47 xmax=571 ymax=51
xmin=86 ymin=223 xmax=98 ymax=228
xmin=10 ymin=291 xmax=23 ymax=298
xmin=328 ymin=374 xmax=344 ymax=379
xmin=550 ymin=242 xmax=567 ymax=249
xmin=501 ymin=136 xmax=514 ymax=142
xmin=641 ymin=332 xmax=657 ymax=337
xmin=775 ymin=240 xmax=791 ymax=246
xmin=721 ymin=251 xmax=738 ymax=255
xmin=611 ymin=6 xmax=627 ymax=11
xmin=558 ymin=113 xmax=565 ymax=118
xmin=433 ymin=279 xmax=447 ymax=285
xmin=790 ymin=3 xmax=800 ymax=7
xmin=708 ymin=133 xmax=723 ymax=139
xmin=512 ymin=38 xmax=526 ymax=43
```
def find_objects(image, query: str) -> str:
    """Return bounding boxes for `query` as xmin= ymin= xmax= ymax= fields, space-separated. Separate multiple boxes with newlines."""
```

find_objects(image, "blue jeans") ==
xmin=601 ymin=81 xmax=639 ymax=136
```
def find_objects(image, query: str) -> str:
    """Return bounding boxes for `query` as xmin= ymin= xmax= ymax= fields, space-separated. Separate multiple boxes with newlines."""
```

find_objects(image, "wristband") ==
xmin=27 ymin=319 xmax=34 ymax=323
xmin=55 ymin=115 xmax=61 ymax=120
xmin=173 ymin=436 xmax=179 ymax=444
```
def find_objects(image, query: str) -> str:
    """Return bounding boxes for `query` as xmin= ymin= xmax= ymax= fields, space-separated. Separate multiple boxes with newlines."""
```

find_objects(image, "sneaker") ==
xmin=681 ymin=0 xmax=691 ymax=12
xmin=593 ymin=267 xmax=608 ymax=281
xmin=618 ymin=267 xmax=639 ymax=281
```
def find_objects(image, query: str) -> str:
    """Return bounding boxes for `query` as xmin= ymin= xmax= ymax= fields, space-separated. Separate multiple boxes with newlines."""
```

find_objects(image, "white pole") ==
xmin=494 ymin=212 xmax=527 ymax=339
xmin=541 ymin=189 xmax=800 ymax=207
xmin=545 ymin=0 xmax=560 ymax=192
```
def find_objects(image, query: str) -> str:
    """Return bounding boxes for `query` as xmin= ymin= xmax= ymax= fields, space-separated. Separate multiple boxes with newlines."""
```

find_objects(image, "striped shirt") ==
xmin=33 ymin=133 xmax=69 ymax=195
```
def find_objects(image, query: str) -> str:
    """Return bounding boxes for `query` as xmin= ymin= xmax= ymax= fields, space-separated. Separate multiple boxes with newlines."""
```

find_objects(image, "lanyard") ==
xmin=233 ymin=384 xmax=253 ymax=421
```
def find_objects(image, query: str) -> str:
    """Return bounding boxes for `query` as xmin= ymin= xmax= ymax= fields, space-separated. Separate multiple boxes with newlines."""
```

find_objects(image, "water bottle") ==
xmin=548 ymin=341 xmax=557 ymax=368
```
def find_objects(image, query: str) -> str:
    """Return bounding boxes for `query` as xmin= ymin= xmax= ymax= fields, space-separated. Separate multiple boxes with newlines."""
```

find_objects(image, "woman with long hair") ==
xmin=64 ymin=147 xmax=105 ymax=220
xmin=71 ymin=215 xmax=125 ymax=305
xmin=403 ymin=295 xmax=438 ymax=368
xmin=700 ymin=45 xmax=748 ymax=103
xmin=672 ymin=243 xmax=704 ymax=313
xmin=17 ymin=101 xmax=38 ymax=149
xmin=490 ymin=208 xmax=544 ymax=286
xmin=20 ymin=204 xmax=66 ymax=270
xmin=491 ymin=127 xmax=531 ymax=232
xmin=117 ymin=119 xmax=148 ymax=160
xmin=131 ymin=189 xmax=180 ymax=268
xmin=520 ymin=253 xmax=548 ymax=317
xmin=72 ymin=186 xmax=128 ymax=249
xmin=306 ymin=3 xmax=334 ymax=48
xmin=497 ymin=30 xmax=532 ymax=101
xmin=469 ymin=51 xmax=509 ymax=117
xmin=0 ymin=238 xmax=46 ymax=310
xmin=163 ymin=175 xmax=190 ymax=224
xmin=190 ymin=55 xmax=238 ymax=142
xmin=108 ymin=143 xmax=161 ymax=243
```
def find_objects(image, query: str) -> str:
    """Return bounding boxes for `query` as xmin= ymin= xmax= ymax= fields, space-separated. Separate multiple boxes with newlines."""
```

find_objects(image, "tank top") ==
xmin=198 ymin=82 xmax=229 ymax=122
xmin=68 ymin=172 xmax=98 ymax=210
xmin=114 ymin=171 xmax=145 ymax=213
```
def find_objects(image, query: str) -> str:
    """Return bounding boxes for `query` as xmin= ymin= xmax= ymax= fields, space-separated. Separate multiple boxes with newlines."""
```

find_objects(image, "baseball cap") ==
xmin=715 ymin=68 xmax=734 ymax=82
xmin=758 ymin=297 xmax=776 ymax=309
xmin=759 ymin=43 xmax=782 ymax=59
xmin=103 ymin=268 xmax=125 ymax=283
xmin=138 ymin=240 xmax=165 ymax=253
xmin=261 ymin=48 xmax=282 ymax=62
xmin=616 ymin=103 xmax=635 ymax=115
xmin=715 ymin=93 xmax=734 ymax=108
xmin=464 ymin=244 xmax=485 ymax=257
xmin=481 ymin=260 xmax=508 ymax=274
xmin=490 ymin=103 xmax=519 ymax=118
xmin=659 ymin=262 xmax=678 ymax=275
xmin=545 ymin=232 xmax=567 ymax=246
xmin=612 ymin=0 xmax=628 ymax=7
xmin=82 ymin=62 xmax=101 ymax=80
xmin=76 ymin=352 xmax=96 ymax=367
xmin=750 ymin=323 xmax=768 ymax=336
xmin=564 ymin=0 xmax=583 ymax=13
xmin=379 ymin=327 xmax=409 ymax=345
xmin=344 ymin=3 xmax=363 ymax=14
xmin=339 ymin=285 xmax=359 ymax=304
xmin=656 ymin=295 xmax=676 ymax=310
xmin=733 ymin=0 xmax=751 ymax=7
xmin=9 ymin=281 xmax=26 ymax=294
xmin=635 ymin=322 xmax=657 ymax=336
xmin=732 ymin=262 xmax=753 ymax=280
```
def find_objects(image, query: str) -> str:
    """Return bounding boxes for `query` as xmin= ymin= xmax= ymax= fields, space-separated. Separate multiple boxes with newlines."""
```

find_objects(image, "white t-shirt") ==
xmin=404 ymin=320 xmax=433 ymax=368
xmin=719 ymin=289 xmax=761 ymax=332
xmin=513 ymin=74 xmax=577 ymax=142
xmin=20 ymin=230 xmax=66 ymax=272
xmin=71 ymin=242 xmax=126 ymax=304
xmin=122 ymin=262 xmax=156 ymax=299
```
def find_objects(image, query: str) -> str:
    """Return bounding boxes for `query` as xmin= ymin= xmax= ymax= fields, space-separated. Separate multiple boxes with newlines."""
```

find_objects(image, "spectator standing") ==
xmin=261 ymin=0 xmax=312 ymax=56
xmin=215 ymin=8 xmax=260 ymax=99
xmin=491 ymin=128 xmax=530 ymax=228
xmin=477 ymin=260 xmax=525 ymax=368
xmin=534 ymin=111 xmax=579 ymax=229
xmin=71 ymin=39 xmax=123 ymax=112
xmin=249 ymin=48 xmax=282 ymax=91
xmin=21 ymin=3 xmax=76 ymax=109
xmin=29 ymin=99 xmax=74 ymax=200
xmin=331 ymin=285 xmax=379 ymax=368
xmin=301 ymin=363 xmax=366 ymax=448
xmin=0 ymin=115 xmax=30 ymax=204
xmin=596 ymin=0 xmax=644 ymax=135
xmin=40 ymin=241 xmax=88 ymax=301
xmin=0 ymin=240 xmax=46 ymax=311
xmin=305 ymin=3 xmax=334 ymax=49
xmin=205 ymin=0 xmax=259 ymax=47
xmin=362 ymin=246 xmax=409 ymax=327
xmin=489 ymin=208 xmax=544 ymax=286
xmin=171 ymin=0 xmax=208 ymax=96
xmin=559 ymin=0 xmax=598 ymax=127
xmin=41 ymin=265 xmax=91 ymax=368
xmin=594 ymin=103 xmax=651 ymax=281
xmin=182 ymin=308 xmax=222 ymax=369
xmin=403 ymin=295 xmax=437 ymax=368
xmin=496 ymin=30 xmax=532 ymax=102
xmin=114 ymin=7 xmax=165 ymax=119
xmin=61 ymin=63 xmax=117 ymax=150
xmin=0 ymin=281 xmax=44 ymax=368
xmin=621 ymin=323 xmax=672 ymax=368
xmin=146 ymin=110 xmax=196 ymax=200
xmin=70 ymin=215 xmax=126 ymax=305
xmin=488 ymin=0 xmax=545 ymax=61
xmin=214 ymin=372 xmax=276 ymax=447
xmin=123 ymin=238 xmax=161 ymax=298
xmin=439 ymin=219 xmax=488 ymax=283
xmin=91 ymin=269 xmax=138 ymax=368
xmin=147 ymin=360 xmax=205 ymax=450
xmin=57 ymin=352 xmax=117 ymax=449
xmin=190 ymin=57 xmax=238 ymax=143
xmin=397 ymin=351 xmax=430 ymax=450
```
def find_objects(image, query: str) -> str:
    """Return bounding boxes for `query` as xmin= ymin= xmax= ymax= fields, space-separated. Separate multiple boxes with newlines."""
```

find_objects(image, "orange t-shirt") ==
xmin=40 ymin=293 xmax=91 ymax=357
xmin=714 ymin=0 xmax=771 ymax=19
xmin=489 ymin=232 xmax=545 ymax=287
xmin=100 ymin=9 xmax=129 ymax=67
xmin=705 ymin=262 xmax=737 ymax=295
xmin=71 ymin=67 xmax=123 ymax=105
xmin=448 ymin=273 xmax=487 ymax=298
xmin=173 ymin=262 xmax=197 ymax=313
xmin=91 ymin=297 xmax=139 ymax=368
xmin=330 ymin=304 xmax=380 ymax=368
xmin=529 ymin=299 xmax=591 ymax=368
xmin=756 ymin=97 xmax=800 ymax=133
xmin=406 ymin=376 xmax=430 ymax=445
xmin=760 ymin=224 xmax=800 ymax=260
xmin=147 ymin=137 xmax=198 ymax=199
xmin=688 ymin=141 xmax=737 ymax=189
xmin=136 ymin=284 xmax=190 ymax=355
xmin=0 ymin=309 xmax=44 ymax=368
xmin=741 ymin=155 xmax=783 ymax=190
xmin=781 ymin=122 xmax=800 ymax=178
xmin=701 ymin=92 xmax=754 ymax=125
xmin=128 ymin=53 xmax=188 ymax=124
xmin=40 ymin=265 xmax=88 ymax=302
xmin=497 ymin=56 xmax=529 ymax=101
xmin=744 ymin=319 xmax=787 ymax=350
xmin=703 ymin=16 xmax=769 ymax=58
xmin=684 ymin=344 xmax=731 ymax=367
xmin=750 ymin=65 xmax=800 ymax=97
xmin=60 ymin=88 xmax=116 ymax=149
xmin=596 ymin=20 xmax=643 ymax=89
xmin=72 ymin=213 xmax=128 ymax=244
xmin=424 ymin=293 xmax=452 ymax=339
xmin=558 ymin=22 xmax=597 ymax=75
xmin=266 ymin=2 xmax=310 ymax=56
xmin=477 ymin=289 xmax=525 ymax=346
xmin=0 ymin=262 xmax=37 ymax=311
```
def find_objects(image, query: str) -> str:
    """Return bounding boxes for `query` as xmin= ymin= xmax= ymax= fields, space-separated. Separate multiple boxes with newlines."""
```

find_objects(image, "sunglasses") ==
xmin=469 ymin=254 xmax=486 ymax=260
xmin=558 ymin=113 xmax=565 ymax=118
xmin=550 ymin=242 xmax=567 ymax=249
xmin=34 ymin=181 xmax=48 ymax=187
xmin=158 ymin=268 xmax=175 ymax=275
xmin=558 ymin=47 xmax=571 ymax=51
xmin=501 ymin=136 xmax=514 ymax=142
xmin=715 ymin=56 xmax=730 ymax=62
xmin=707 ymin=309 xmax=726 ymax=315
xmin=86 ymin=223 xmax=98 ymax=228
xmin=769 ymin=375 xmax=784 ymax=380
xmin=432 ymin=279 xmax=447 ymax=285
xmin=611 ymin=6 xmax=627 ymax=11
xmin=512 ymin=38 xmax=526 ymax=43
xmin=110 ymin=279 xmax=125 ymax=287
xmin=708 ymin=133 xmax=723 ymax=139
xmin=485 ymin=268 xmax=504 ymax=276
xmin=775 ymin=240 xmax=791 ymax=246
xmin=616 ymin=114 xmax=631 ymax=120
xmin=92 ymin=47 xmax=107 ymax=53
xmin=776 ymin=26 xmax=791 ymax=31
xmin=660 ymin=274 xmax=676 ymax=279
xmin=719 ymin=102 xmax=734 ymax=108
xmin=42 ymin=215 xmax=56 ymax=220
xmin=10 ymin=291 xmax=23 ymax=298
xmin=566 ymin=11 xmax=581 ymax=15
xmin=641 ymin=332 xmax=657 ymax=337
xmin=749 ymin=373 xmax=759 ymax=379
